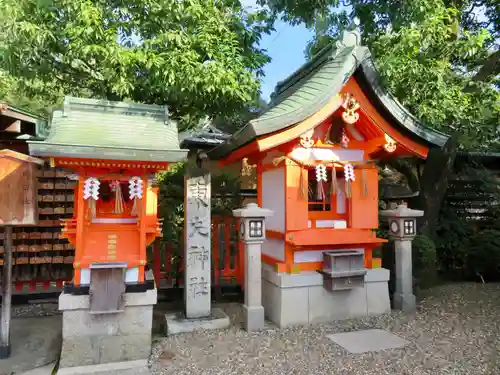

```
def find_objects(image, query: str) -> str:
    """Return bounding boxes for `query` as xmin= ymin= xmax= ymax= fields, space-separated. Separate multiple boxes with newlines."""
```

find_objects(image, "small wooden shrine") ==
xmin=0 ymin=150 xmax=44 ymax=359
xmin=210 ymin=30 xmax=448 ymax=326
xmin=28 ymin=97 xmax=188 ymax=290
xmin=27 ymin=97 xmax=187 ymax=373
xmin=0 ymin=150 xmax=44 ymax=226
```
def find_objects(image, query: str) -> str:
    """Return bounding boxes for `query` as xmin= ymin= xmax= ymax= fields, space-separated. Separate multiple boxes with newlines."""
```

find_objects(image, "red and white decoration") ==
xmin=83 ymin=177 xmax=100 ymax=217
xmin=129 ymin=176 xmax=144 ymax=216
xmin=83 ymin=177 xmax=100 ymax=200
xmin=315 ymin=164 xmax=328 ymax=200
xmin=344 ymin=164 xmax=355 ymax=198
xmin=344 ymin=164 xmax=355 ymax=182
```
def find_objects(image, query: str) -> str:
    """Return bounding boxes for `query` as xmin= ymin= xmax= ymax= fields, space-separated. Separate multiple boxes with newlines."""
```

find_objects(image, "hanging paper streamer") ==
xmin=129 ymin=176 xmax=143 ymax=216
xmin=344 ymin=164 xmax=355 ymax=198
xmin=361 ymin=169 xmax=369 ymax=197
xmin=110 ymin=181 xmax=125 ymax=214
xmin=331 ymin=165 xmax=338 ymax=194
xmin=83 ymin=177 xmax=100 ymax=218
xmin=315 ymin=164 xmax=327 ymax=200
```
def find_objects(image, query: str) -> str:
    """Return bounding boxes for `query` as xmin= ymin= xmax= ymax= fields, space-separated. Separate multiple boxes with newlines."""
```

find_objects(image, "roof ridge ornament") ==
xmin=338 ymin=29 xmax=362 ymax=49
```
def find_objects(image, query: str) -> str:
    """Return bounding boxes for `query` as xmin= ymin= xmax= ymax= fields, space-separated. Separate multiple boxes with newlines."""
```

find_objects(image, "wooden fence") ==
xmin=150 ymin=216 xmax=244 ymax=290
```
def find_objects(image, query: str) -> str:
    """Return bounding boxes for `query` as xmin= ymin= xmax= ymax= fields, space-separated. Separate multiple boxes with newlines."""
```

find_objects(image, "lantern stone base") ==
xmin=57 ymin=288 xmax=157 ymax=374
xmin=261 ymin=265 xmax=390 ymax=327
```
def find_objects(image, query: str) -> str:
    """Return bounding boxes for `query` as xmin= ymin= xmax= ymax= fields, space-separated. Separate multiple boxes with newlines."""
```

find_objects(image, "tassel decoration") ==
xmin=300 ymin=167 xmax=307 ymax=199
xmin=344 ymin=164 xmax=355 ymax=199
xmin=361 ymin=169 xmax=369 ymax=197
xmin=88 ymin=199 xmax=96 ymax=218
xmin=331 ymin=165 xmax=338 ymax=194
xmin=83 ymin=177 xmax=100 ymax=218
xmin=110 ymin=181 xmax=125 ymax=214
xmin=129 ymin=176 xmax=144 ymax=216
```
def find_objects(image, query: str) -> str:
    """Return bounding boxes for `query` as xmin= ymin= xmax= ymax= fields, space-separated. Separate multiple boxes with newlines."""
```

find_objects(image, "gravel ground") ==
xmin=150 ymin=283 xmax=500 ymax=375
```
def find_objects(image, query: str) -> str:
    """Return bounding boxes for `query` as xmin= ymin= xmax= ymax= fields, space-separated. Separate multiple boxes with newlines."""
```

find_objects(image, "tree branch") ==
xmin=465 ymin=49 xmax=500 ymax=92
xmin=382 ymin=157 xmax=420 ymax=193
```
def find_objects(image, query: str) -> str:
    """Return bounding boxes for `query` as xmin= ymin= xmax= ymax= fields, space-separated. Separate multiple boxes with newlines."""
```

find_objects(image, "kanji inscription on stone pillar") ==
xmin=184 ymin=172 xmax=211 ymax=319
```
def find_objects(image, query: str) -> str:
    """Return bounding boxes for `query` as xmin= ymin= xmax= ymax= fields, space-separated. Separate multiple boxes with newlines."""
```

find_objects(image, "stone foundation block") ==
xmin=58 ymin=289 xmax=156 ymax=371
xmin=165 ymin=307 xmax=230 ymax=336
xmin=262 ymin=265 xmax=391 ymax=327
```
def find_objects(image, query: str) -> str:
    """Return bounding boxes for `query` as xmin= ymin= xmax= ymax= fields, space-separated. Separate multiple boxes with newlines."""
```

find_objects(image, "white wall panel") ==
xmin=262 ymin=168 xmax=285 ymax=232
xmin=262 ymin=239 xmax=285 ymax=262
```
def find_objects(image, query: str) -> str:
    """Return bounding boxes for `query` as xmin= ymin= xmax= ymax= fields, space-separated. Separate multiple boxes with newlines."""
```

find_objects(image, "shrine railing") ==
xmin=151 ymin=216 xmax=244 ymax=289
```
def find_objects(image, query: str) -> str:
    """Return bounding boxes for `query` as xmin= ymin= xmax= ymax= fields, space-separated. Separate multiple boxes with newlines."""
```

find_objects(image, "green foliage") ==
xmin=0 ymin=0 xmax=273 ymax=129
xmin=263 ymin=0 xmax=500 ymax=150
xmin=435 ymin=206 xmax=476 ymax=275
xmin=435 ymin=163 xmax=500 ymax=280
xmin=461 ymin=229 xmax=500 ymax=281
xmin=412 ymin=234 xmax=438 ymax=288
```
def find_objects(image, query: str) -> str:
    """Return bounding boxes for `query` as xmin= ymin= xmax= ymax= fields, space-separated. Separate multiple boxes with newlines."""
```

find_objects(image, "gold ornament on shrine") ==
xmin=342 ymin=94 xmax=360 ymax=124
xmin=384 ymin=133 xmax=397 ymax=153
xmin=241 ymin=158 xmax=256 ymax=176
xmin=299 ymin=129 xmax=315 ymax=148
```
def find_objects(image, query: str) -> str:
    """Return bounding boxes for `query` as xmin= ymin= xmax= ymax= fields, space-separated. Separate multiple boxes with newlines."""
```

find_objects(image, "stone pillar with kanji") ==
xmin=164 ymin=167 xmax=230 ymax=335
xmin=184 ymin=171 xmax=211 ymax=318
xmin=380 ymin=204 xmax=424 ymax=312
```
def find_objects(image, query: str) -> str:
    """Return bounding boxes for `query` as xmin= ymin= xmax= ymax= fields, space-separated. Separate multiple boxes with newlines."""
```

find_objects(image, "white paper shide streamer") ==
xmin=129 ymin=176 xmax=143 ymax=216
xmin=315 ymin=164 xmax=328 ymax=200
xmin=84 ymin=177 xmax=100 ymax=217
xmin=344 ymin=164 xmax=355 ymax=198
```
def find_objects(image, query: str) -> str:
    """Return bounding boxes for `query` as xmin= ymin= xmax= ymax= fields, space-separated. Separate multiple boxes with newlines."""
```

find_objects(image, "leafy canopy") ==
xmin=261 ymin=0 xmax=500 ymax=150
xmin=0 ymin=0 xmax=273 ymax=128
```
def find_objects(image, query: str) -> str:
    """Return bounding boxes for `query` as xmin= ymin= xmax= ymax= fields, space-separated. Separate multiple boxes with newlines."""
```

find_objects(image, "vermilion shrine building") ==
xmin=26 ymin=98 xmax=188 ymax=372
xmin=210 ymin=30 xmax=448 ymax=326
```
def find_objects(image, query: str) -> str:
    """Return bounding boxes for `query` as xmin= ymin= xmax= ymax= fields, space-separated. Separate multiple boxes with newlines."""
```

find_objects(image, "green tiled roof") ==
xmin=209 ymin=30 xmax=449 ymax=159
xmin=28 ymin=97 xmax=188 ymax=162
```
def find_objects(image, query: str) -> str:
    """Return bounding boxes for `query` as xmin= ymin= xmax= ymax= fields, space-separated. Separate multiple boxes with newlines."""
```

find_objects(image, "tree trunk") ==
xmin=416 ymin=134 xmax=458 ymax=240
xmin=383 ymin=134 xmax=458 ymax=241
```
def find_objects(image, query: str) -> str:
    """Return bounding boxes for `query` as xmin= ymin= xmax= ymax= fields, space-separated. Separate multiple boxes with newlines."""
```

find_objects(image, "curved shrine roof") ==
xmin=209 ymin=30 xmax=449 ymax=160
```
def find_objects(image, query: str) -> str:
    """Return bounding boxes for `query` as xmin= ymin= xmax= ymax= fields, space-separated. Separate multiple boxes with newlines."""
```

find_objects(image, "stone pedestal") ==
xmin=393 ymin=240 xmax=417 ymax=311
xmin=58 ymin=288 xmax=156 ymax=375
xmin=233 ymin=203 xmax=273 ymax=332
xmin=381 ymin=204 xmax=424 ymax=313
xmin=261 ymin=265 xmax=390 ymax=327
xmin=242 ymin=242 xmax=265 ymax=331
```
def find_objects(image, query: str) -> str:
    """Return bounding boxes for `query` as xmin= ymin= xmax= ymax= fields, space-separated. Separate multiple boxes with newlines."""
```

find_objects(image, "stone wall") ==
xmin=59 ymin=289 xmax=156 ymax=369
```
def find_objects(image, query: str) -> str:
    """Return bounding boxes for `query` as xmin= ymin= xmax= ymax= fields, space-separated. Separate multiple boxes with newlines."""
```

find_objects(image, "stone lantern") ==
xmin=233 ymin=203 xmax=273 ymax=331
xmin=380 ymin=204 xmax=424 ymax=312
